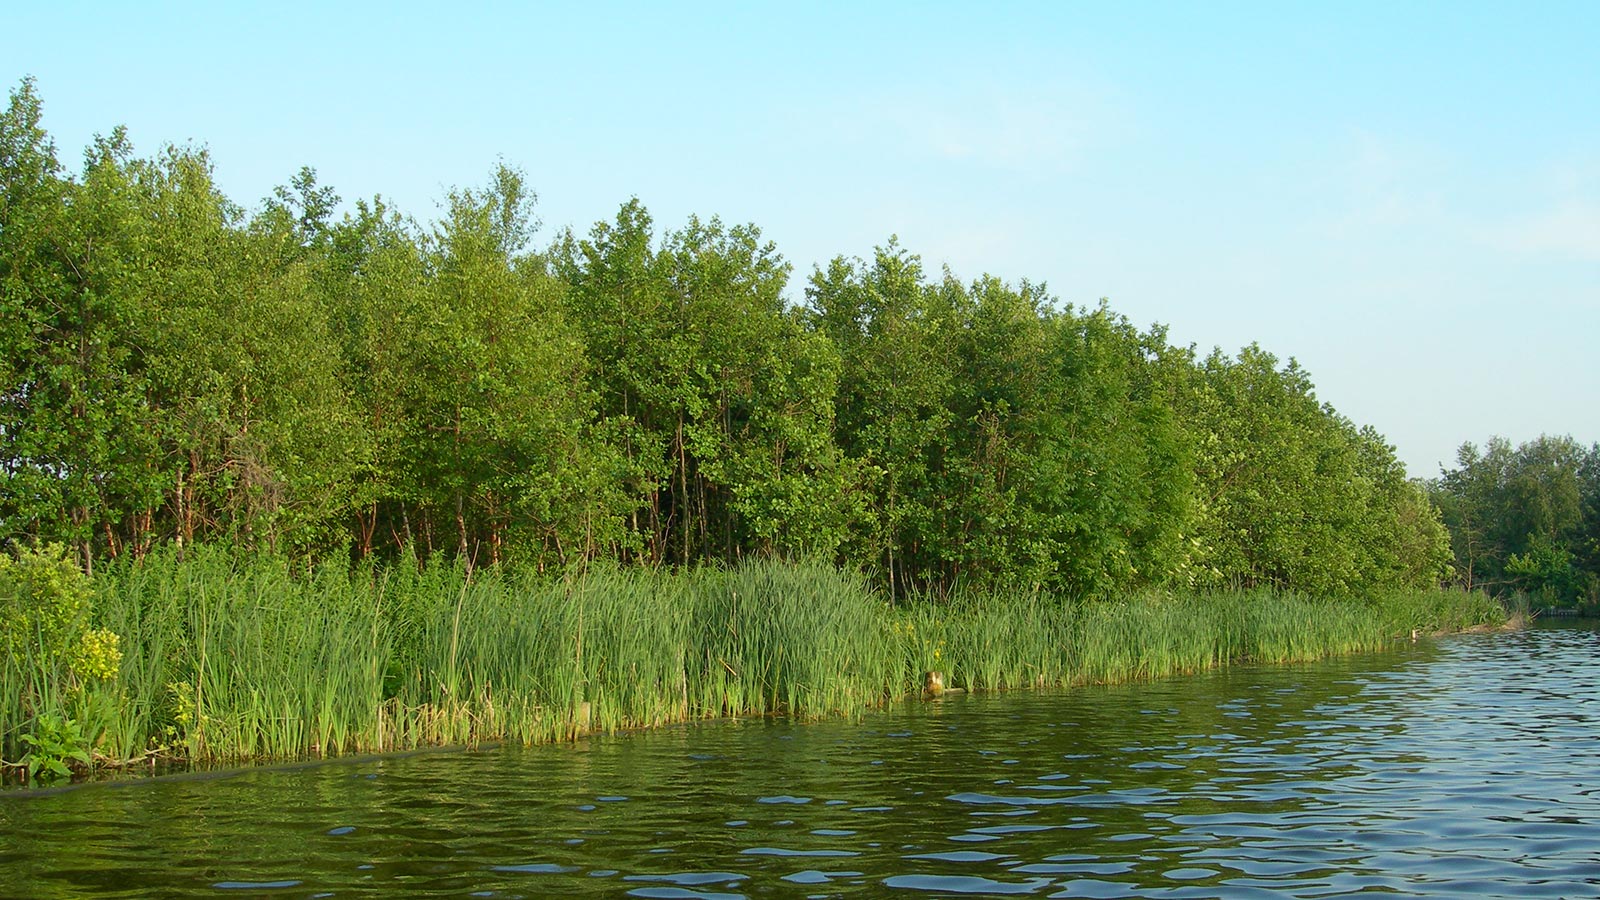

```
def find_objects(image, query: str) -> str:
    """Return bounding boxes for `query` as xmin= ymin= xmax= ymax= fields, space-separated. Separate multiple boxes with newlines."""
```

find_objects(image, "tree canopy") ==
xmin=1428 ymin=434 xmax=1599 ymax=607
xmin=1 ymin=79 xmax=1456 ymax=597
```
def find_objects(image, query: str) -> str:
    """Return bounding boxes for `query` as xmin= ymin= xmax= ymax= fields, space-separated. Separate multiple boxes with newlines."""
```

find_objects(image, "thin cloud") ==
xmin=1487 ymin=202 xmax=1600 ymax=262
xmin=921 ymin=94 xmax=1085 ymax=169
xmin=875 ymin=80 xmax=1124 ymax=174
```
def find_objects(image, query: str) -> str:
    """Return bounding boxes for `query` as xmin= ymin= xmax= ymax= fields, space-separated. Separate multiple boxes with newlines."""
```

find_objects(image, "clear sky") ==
xmin=8 ymin=1 xmax=1598 ymax=478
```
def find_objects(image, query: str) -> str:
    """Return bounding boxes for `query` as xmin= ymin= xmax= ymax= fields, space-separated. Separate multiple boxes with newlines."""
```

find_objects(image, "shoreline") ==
xmin=6 ymin=616 xmax=1515 ymax=796
xmin=2 ymin=560 xmax=1508 ymax=788
xmin=2 ymin=621 xmax=1503 ymax=797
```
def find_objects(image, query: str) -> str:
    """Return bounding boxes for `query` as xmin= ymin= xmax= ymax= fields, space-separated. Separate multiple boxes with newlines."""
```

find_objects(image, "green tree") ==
xmin=557 ymin=201 xmax=849 ymax=566
xmin=407 ymin=166 xmax=621 ymax=565
xmin=806 ymin=243 xmax=955 ymax=594
xmin=1178 ymin=345 xmax=1431 ymax=595
xmin=319 ymin=196 xmax=428 ymax=556
xmin=0 ymin=85 xmax=159 ymax=569
xmin=1431 ymin=434 xmax=1592 ymax=603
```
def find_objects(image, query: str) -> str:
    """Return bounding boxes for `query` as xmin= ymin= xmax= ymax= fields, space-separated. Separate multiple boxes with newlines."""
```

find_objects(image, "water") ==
xmin=3 ymin=624 xmax=1598 ymax=898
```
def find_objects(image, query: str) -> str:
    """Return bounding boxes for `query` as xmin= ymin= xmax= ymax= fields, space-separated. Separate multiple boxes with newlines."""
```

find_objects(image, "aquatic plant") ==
xmin=19 ymin=712 xmax=92 ymax=781
xmin=1 ymin=550 xmax=1508 ymax=779
xmin=0 ymin=545 xmax=125 ymax=777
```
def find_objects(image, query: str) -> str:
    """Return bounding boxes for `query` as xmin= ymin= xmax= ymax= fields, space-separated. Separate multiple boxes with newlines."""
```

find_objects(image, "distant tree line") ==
xmin=1428 ymin=435 xmax=1600 ymax=608
xmin=1 ymin=78 xmax=1451 ymax=597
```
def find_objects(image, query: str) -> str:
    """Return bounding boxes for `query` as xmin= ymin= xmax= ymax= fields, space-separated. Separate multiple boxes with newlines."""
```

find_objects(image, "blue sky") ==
xmin=9 ymin=1 xmax=1598 ymax=477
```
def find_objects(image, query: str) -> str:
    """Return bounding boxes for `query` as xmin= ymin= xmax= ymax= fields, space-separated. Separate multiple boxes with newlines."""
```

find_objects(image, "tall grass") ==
xmin=91 ymin=548 xmax=389 ymax=762
xmin=1 ymin=549 xmax=1506 ymax=775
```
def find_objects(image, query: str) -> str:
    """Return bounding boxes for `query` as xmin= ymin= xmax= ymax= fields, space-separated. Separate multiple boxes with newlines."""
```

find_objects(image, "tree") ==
xmin=402 ymin=165 xmax=621 ymax=566
xmin=806 ymin=243 xmax=955 ymax=594
xmin=1431 ymin=434 xmax=1592 ymax=604
xmin=0 ymin=85 xmax=157 ymax=568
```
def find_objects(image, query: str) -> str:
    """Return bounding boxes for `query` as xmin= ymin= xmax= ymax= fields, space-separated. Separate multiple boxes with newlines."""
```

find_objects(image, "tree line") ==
xmin=1 ymin=78 xmax=1452 ymax=597
xmin=1428 ymin=435 xmax=1600 ymax=608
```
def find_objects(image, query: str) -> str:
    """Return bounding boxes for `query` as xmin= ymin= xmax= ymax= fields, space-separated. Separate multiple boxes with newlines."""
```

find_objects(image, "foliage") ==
xmin=0 ymin=76 xmax=1553 ymax=785
xmin=0 ymin=543 xmax=123 ymax=773
xmin=19 ymin=711 xmax=92 ymax=780
xmin=0 ymin=79 xmax=1459 ymax=601
xmin=0 ymin=543 xmax=94 ymax=660
xmin=1504 ymin=536 xmax=1580 ymax=604
xmin=1429 ymin=435 xmax=1598 ymax=607
xmin=553 ymin=203 xmax=852 ymax=566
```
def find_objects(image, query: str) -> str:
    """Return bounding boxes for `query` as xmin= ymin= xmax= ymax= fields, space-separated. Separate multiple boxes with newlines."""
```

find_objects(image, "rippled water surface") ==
xmin=4 ymin=624 xmax=1598 ymax=898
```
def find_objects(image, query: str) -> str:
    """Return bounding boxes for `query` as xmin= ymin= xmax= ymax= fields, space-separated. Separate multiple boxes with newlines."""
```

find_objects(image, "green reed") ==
xmin=905 ymin=586 xmax=1505 ymax=694
xmin=1 ymin=550 xmax=1507 ymax=777
xmin=90 ymin=547 xmax=390 ymax=762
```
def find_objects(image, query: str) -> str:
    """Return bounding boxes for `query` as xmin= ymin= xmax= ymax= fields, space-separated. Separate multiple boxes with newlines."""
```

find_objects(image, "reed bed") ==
xmin=0 ymin=549 xmax=1505 ymax=775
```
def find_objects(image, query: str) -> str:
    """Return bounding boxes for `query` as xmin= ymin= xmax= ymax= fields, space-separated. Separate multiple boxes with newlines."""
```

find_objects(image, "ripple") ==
xmin=740 ymin=847 xmax=860 ymax=857
xmin=882 ymin=873 xmax=1053 ymax=894
xmin=1161 ymin=866 xmax=1219 ymax=880
xmin=1011 ymin=861 xmax=1133 ymax=876
xmin=782 ymin=869 xmax=865 ymax=884
xmin=491 ymin=862 xmax=579 ymax=874
xmin=903 ymin=850 xmax=1011 ymax=863
xmin=967 ymin=824 xmax=1058 ymax=835
xmin=947 ymin=791 xmax=1065 ymax=807
xmin=625 ymin=889 xmax=746 ymax=900
xmin=623 ymin=872 xmax=748 ymax=886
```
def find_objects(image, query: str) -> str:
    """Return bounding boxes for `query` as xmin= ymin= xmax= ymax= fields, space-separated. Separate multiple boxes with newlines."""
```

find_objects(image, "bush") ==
xmin=0 ymin=544 xmax=123 ymax=781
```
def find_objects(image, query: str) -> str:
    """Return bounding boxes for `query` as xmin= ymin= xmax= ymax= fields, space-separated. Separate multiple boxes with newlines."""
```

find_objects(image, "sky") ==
xmin=7 ymin=1 xmax=1598 ymax=478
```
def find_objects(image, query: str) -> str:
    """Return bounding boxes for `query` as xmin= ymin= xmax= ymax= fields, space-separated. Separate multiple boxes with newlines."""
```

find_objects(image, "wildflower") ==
xmin=71 ymin=629 xmax=122 ymax=681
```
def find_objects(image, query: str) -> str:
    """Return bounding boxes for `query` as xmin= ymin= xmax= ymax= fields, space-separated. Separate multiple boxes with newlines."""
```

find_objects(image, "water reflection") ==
xmin=2 ymin=624 xmax=1597 ymax=898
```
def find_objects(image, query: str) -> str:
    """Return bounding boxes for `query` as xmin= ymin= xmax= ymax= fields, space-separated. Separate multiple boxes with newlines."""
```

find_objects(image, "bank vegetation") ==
xmin=0 ymin=79 xmax=1504 ymax=781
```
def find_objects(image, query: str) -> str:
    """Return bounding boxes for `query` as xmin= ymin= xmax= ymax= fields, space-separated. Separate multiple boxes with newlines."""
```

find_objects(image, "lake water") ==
xmin=2 ymin=624 xmax=1597 ymax=898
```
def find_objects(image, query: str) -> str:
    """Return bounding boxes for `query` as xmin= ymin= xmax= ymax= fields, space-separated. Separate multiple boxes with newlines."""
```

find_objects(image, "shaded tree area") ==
xmin=1428 ymin=435 xmax=1600 ymax=608
xmin=2 ymin=79 xmax=1452 ymax=597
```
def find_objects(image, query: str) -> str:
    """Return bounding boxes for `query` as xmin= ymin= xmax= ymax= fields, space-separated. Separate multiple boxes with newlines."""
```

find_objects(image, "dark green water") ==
xmin=3 ymin=624 xmax=1597 ymax=898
